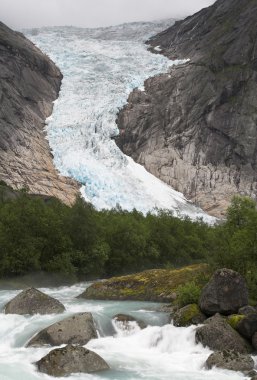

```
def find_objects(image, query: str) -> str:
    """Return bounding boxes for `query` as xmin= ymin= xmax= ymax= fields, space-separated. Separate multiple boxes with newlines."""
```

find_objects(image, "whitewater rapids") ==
xmin=0 ymin=283 xmax=247 ymax=380
xmin=24 ymin=22 xmax=215 ymax=222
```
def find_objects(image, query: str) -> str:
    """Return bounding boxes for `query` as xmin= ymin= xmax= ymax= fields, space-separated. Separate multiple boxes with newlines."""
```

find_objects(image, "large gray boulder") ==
xmin=36 ymin=344 xmax=109 ymax=376
xmin=27 ymin=312 xmax=97 ymax=347
xmin=5 ymin=288 xmax=65 ymax=315
xmin=206 ymin=350 xmax=254 ymax=372
xmin=199 ymin=269 xmax=248 ymax=316
xmin=195 ymin=314 xmax=251 ymax=353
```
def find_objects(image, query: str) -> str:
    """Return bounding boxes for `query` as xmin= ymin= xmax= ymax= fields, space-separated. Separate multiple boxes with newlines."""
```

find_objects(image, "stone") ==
xmin=195 ymin=314 xmax=251 ymax=353
xmin=227 ymin=314 xmax=245 ymax=330
xmin=36 ymin=344 xmax=109 ymax=376
xmin=205 ymin=350 xmax=254 ymax=372
xmin=113 ymin=314 xmax=146 ymax=329
xmin=27 ymin=312 xmax=97 ymax=347
xmin=0 ymin=21 xmax=79 ymax=205
xmin=239 ymin=306 xmax=257 ymax=316
xmin=237 ymin=314 xmax=257 ymax=339
xmin=115 ymin=0 xmax=257 ymax=218
xmin=199 ymin=268 xmax=248 ymax=316
xmin=173 ymin=304 xmax=206 ymax=327
xmin=5 ymin=288 xmax=65 ymax=315
xmin=252 ymin=332 xmax=257 ymax=350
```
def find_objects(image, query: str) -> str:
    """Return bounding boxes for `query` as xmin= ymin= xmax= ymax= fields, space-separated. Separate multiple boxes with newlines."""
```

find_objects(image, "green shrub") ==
xmin=176 ymin=281 xmax=201 ymax=307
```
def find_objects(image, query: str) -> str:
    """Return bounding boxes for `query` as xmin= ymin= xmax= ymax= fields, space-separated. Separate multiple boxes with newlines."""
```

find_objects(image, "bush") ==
xmin=176 ymin=281 xmax=201 ymax=307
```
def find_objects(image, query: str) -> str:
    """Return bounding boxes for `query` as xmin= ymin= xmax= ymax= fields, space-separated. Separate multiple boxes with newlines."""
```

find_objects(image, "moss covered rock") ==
xmin=78 ymin=264 xmax=209 ymax=302
xmin=228 ymin=314 xmax=245 ymax=330
xmin=173 ymin=304 xmax=206 ymax=327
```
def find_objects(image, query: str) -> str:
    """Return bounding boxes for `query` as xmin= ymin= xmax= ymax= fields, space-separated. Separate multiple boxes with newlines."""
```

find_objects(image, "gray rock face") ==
xmin=195 ymin=314 xmax=251 ymax=353
xmin=199 ymin=268 xmax=248 ymax=316
xmin=27 ymin=312 xmax=97 ymax=347
xmin=36 ymin=344 xmax=109 ymax=377
xmin=5 ymin=287 xmax=65 ymax=315
xmin=116 ymin=0 xmax=257 ymax=217
xmin=205 ymin=350 xmax=254 ymax=372
xmin=0 ymin=22 xmax=79 ymax=204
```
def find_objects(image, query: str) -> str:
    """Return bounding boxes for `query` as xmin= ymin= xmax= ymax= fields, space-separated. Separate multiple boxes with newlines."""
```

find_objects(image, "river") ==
xmin=0 ymin=283 xmax=246 ymax=380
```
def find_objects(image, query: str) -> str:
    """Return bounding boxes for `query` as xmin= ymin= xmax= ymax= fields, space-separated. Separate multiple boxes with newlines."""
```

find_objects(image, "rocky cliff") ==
xmin=116 ymin=0 xmax=257 ymax=217
xmin=0 ymin=22 xmax=79 ymax=204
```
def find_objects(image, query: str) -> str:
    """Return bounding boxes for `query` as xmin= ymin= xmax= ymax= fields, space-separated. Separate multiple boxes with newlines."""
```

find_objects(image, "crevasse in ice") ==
xmin=25 ymin=21 xmax=215 ymax=223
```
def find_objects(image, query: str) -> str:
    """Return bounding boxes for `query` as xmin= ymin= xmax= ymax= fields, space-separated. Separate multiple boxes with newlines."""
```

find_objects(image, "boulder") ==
xmin=173 ymin=304 xmax=206 ymax=327
xmin=247 ymin=370 xmax=257 ymax=379
xmin=239 ymin=306 xmax=257 ymax=316
xmin=36 ymin=344 xmax=109 ymax=376
xmin=205 ymin=350 xmax=254 ymax=372
xmin=252 ymin=332 xmax=257 ymax=350
xmin=113 ymin=314 xmax=146 ymax=329
xmin=227 ymin=314 xmax=245 ymax=330
xmin=5 ymin=288 xmax=65 ymax=315
xmin=199 ymin=269 xmax=248 ymax=316
xmin=27 ymin=312 xmax=97 ymax=347
xmin=237 ymin=313 xmax=257 ymax=340
xmin=195 ymin=314 xmax=251 ymax=353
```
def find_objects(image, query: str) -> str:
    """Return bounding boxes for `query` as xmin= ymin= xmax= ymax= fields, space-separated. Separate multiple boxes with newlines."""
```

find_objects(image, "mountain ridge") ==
xmin=0 ymin=21 xmax=79 ymax=204
xmin=116 ymin=0 xmax=257 ymax=217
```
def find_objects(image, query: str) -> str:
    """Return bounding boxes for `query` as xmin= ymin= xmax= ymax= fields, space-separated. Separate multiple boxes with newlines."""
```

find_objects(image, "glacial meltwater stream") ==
xmin=0 ymin=283 xmax=248 ymax=380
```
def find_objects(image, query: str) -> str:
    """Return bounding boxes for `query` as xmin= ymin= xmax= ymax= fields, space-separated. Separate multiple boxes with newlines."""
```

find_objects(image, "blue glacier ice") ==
xmin=25 ymin=21 xmax=215 ymax=223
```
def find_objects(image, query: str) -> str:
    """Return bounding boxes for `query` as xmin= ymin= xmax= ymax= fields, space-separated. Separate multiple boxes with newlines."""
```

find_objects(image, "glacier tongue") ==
xmin=25 ymin=22 xmax=215 ymax=222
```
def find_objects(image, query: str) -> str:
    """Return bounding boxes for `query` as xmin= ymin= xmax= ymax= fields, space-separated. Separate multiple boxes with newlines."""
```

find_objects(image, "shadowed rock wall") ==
xmin=0 ymin=22 xmax=79 ymax=204
xmin=116 ymin=0 xmax=257 ymax=217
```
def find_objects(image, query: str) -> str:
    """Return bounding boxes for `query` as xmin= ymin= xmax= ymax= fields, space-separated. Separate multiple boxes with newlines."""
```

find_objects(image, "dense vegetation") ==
xmin=0 ymin=181 xmax=256 ymax=293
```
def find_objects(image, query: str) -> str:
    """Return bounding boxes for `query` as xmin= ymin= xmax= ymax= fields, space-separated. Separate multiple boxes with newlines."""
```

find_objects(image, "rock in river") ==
xmin=36 ymin=344 xmax=109 ymax=377
xmin=195 ymin=314 xmax=251 ymax=354
xmin=173 ymin=304 xmax=206 ymax=327
xmin=199 ymin=268 xmax=248 ymax=316
xmin=113 ymin=314 xmax=146 ymax=330
xmin=4 ymin=287 xmax=65 ymax=315
xmin=27 ymin=312 xmax=97 ymax=347
xmin=206 ymin=350 xmax=254 ymax=372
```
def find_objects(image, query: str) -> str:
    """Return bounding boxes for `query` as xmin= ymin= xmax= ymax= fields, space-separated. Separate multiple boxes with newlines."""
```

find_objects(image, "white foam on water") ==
xmin=0 ymin=284 xmax=248 ymax=380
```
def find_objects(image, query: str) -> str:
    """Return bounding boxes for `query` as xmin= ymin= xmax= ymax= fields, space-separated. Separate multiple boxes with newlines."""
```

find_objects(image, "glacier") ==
xmin=25 ymin=21 xmax=215 ymax=222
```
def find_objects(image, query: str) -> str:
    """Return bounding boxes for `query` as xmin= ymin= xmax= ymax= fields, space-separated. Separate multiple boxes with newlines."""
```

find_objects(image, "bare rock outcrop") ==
xmin=0 ymin=22 xmax=79 ymax=204
xmin=116 ymin=0 xmax=257 ymax=217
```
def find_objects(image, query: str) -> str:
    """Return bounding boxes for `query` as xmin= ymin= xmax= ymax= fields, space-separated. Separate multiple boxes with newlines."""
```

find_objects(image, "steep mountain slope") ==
xmin=116 ymin=0 xmax=257 ymax=217
xmin=0 ymin=22 xmax=79 ymax=204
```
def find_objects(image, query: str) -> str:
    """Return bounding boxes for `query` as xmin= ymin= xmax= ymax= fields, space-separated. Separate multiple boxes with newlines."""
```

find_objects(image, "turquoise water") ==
xmin=0 ymin=283 xmax=247 ymax=380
